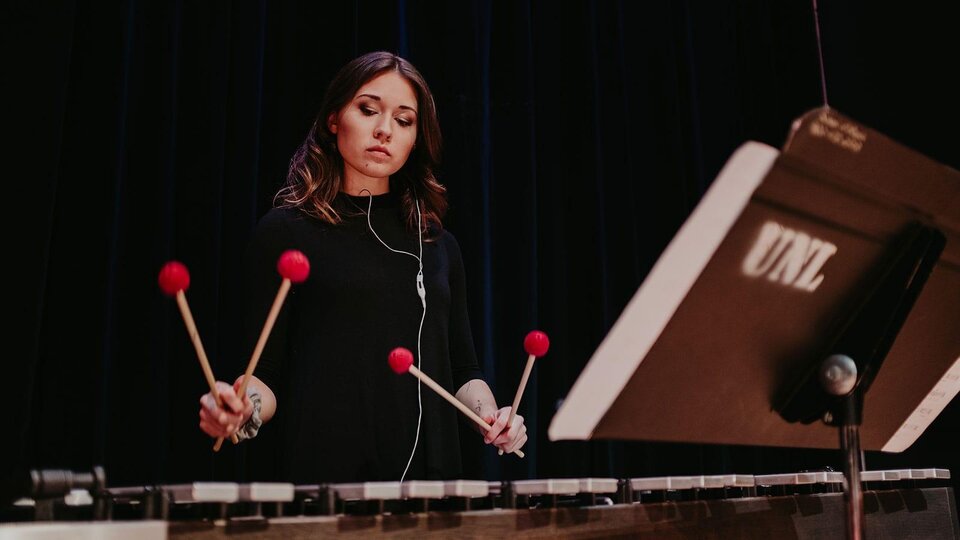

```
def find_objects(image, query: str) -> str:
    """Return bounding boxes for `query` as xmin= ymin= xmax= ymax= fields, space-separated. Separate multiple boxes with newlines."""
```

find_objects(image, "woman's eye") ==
xmin=360 ymin=105 xmax=377 ymax=116
xmin=396 ymin=118 xmax=413 ymax=127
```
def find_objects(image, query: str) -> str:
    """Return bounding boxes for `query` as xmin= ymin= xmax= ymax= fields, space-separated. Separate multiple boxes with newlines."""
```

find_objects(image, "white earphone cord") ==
xmin=361 ymin=191 xmax=425 ymax=484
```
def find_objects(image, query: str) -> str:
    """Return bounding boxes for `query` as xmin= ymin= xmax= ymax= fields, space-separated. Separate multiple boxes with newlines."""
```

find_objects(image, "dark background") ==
xmin=5 ymin=0 xmax=958 ymax=503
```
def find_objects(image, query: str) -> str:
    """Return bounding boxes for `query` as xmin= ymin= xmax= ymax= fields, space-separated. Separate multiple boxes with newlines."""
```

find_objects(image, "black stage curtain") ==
xmin=6 ymin=0 xmax=958 ymax=500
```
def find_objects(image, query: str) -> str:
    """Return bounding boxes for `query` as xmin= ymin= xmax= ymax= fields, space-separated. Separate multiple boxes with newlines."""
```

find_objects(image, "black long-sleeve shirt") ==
xmin=243 ymin=191 xmax=483 ymax=483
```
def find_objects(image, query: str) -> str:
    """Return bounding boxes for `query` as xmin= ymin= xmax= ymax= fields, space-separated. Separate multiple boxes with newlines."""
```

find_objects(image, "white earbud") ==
xmin=416 ymin=269 xmax=426 ymax=308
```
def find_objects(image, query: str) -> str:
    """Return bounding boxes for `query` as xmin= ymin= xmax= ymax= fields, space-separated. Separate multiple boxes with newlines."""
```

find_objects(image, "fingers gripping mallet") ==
xmin=158 ymin=261 xmax=239 ymax=446
xmin=388 ymin=347 xmax=525 ymax=458
xmin=213 ymin=249 xmax=310 ymax=451
xmin=499 ymin=330 xmax=550 ymax=455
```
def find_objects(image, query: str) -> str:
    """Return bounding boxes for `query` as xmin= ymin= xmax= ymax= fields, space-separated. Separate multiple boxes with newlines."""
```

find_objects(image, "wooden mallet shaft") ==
xmin=175 ymin=291 xmax=238 ymax=445
xmin=500 ymin=330 xmax=549 ymax=455
xmin=507 ymin=353 xmax=537 ymax=429
xmin=408 ymin=365 xmax=525 ymax=459
xmin=213 ymin=278 xmax=292 ymax=451
xmin=499 ymin=353 xmax=536 ymax=456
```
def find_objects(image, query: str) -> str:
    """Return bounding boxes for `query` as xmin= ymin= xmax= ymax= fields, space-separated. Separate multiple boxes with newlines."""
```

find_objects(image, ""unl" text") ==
xmin=741 ymin=221 xmax=838 ymax=292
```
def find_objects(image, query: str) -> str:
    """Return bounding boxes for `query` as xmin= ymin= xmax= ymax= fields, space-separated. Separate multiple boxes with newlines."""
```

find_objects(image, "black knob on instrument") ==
xmin=29 ymin=465 xmax=106 ymax=498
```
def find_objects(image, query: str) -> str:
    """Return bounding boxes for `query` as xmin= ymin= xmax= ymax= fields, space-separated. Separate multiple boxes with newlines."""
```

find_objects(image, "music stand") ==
xmin=549 ymin=107 xmax=960 ymax=540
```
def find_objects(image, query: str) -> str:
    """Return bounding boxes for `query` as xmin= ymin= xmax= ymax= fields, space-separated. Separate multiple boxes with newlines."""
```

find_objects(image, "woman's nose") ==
xmin=374 ymin=119 xmax=392 ymax=141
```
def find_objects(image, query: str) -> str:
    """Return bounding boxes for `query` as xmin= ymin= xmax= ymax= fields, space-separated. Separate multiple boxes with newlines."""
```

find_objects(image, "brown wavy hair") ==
xmin=276 ymin=51 xmax=446 ymax=237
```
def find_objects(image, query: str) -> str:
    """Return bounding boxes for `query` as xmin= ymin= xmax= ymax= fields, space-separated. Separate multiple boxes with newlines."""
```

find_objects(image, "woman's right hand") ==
xmin=198 ymin=381 xmax=252 ymax=438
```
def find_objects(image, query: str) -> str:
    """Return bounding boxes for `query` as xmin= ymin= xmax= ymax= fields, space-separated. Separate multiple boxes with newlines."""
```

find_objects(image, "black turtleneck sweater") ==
xmin=243 ymin=191 xmax=483 ymax=483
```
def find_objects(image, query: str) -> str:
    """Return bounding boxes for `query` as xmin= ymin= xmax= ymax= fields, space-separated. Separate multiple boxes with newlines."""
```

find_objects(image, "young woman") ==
xmin=198 ymin=51 xmax=526 ymax=483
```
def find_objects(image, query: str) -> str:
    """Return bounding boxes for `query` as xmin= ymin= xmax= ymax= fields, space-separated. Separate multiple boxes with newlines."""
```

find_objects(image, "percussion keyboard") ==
xmin=2 ymin=469 xmax=957 ymax=539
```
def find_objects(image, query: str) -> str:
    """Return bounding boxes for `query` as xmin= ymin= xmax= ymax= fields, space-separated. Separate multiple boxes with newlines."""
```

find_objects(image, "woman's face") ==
xmin=329 ymin=71 xmax=419 ymax=186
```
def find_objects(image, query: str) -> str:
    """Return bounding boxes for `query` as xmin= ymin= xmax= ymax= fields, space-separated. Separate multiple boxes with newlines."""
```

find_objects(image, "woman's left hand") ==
xmin=483 ymin=406 xmax=527 ymax=455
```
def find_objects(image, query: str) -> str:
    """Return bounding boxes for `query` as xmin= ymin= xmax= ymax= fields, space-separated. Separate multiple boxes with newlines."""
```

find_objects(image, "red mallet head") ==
xmin=388 ymin=347 xmax=415 ymax=374
xmin=524 ymin=330 xmax=550 ymax=357
xmin=158 ymin=261 xmax=190 ymax=296
xmin=277 ymin=249 xmax=310 ymax=283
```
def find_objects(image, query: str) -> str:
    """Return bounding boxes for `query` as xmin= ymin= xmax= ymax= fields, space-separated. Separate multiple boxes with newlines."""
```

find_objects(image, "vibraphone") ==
xmin=3 ymin=469 xmax=957 ymax=539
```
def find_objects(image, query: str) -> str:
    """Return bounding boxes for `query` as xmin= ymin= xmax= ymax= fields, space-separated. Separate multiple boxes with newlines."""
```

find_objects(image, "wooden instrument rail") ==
xmin=168 ymin=488 xmax=959 ymax=539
